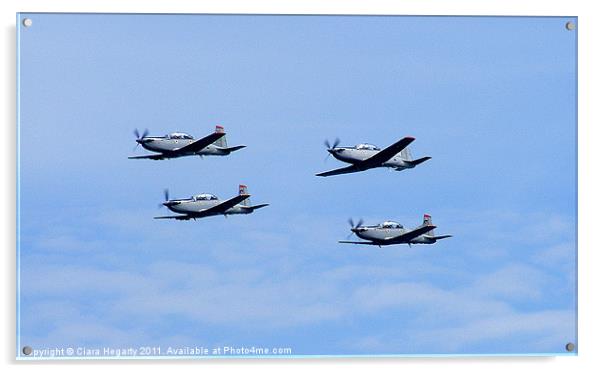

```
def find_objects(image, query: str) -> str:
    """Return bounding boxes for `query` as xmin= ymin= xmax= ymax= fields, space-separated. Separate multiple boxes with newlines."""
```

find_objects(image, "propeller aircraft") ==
xmin=129 ymin=125 xmax=246 ymax=160
xmin=316 ymin=136 xmax=430 ymax=177
xmin=155 ymin=185 xmax=269 ymax=220
xmin=340 ymin=214 xmax=452 ymax=247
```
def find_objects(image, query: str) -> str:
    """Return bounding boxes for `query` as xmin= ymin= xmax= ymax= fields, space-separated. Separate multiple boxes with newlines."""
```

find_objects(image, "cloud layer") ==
xmin=19 ymin=209 xmax=576 ymax=355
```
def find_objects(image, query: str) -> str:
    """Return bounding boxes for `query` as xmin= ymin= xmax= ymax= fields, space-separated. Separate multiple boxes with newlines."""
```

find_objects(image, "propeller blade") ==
xmin=356 ymin=218 xmax=363 ymax=228
xmin=163 ymin=189 xmax=169 ymax=202
xmin=324 ymin=138 xmax=341 ymax=150
xmin=134 ymin=128 xmax=150 ymax=140
xmin=348 ymin=218 xmax=355 ymax=228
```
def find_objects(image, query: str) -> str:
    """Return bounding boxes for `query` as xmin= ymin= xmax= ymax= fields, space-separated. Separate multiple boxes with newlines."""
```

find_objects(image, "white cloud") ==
xmin=18 ymin=207 xmax=577 ymax=354
xmin=531 ymin=242 xmax=576 ymax=273
xmin=410 ymin=310 xmax=575 ymax=353
xmin=468 ymin=263 xmax=549 ymax=301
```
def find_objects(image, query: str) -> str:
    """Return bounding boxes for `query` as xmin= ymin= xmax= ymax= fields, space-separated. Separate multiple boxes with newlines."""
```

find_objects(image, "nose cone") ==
xmin=351 ymin=227 xmax=368 ymax=235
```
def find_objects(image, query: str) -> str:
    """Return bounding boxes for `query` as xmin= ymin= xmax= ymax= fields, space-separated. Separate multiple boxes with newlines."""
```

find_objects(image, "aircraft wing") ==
xmin=172 ymin=131 xmax=225 ymax=154
xmin=338 ymin=240 xmax=380 ymax=245
xmin=357 ymin=136 xmax=415 ymax=168
xmin=128 ymin=154 xmax=167 ymax=160
xmin=387 ymin=224 xmax=436 ymax=243
xmin=316 ymin=165 xmax=362 ymax=177
xmin=153 ymin=195 xmax=250 ymax=220
xmin=154 ymin=214 xmax=193 ymax=220
xmin=197 ymin=194 xmax=250 ymax=215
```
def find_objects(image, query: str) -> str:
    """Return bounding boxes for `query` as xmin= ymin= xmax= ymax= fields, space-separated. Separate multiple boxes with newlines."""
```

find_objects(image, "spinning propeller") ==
xmin=323 ymin=138 xmax=341 ymax=162
xmin=133 ymin=128 xmax=150 ymax=151
xmin=159 ymin=188 xmax=172 ymax=208
xmin=347 ymin=218 xmax=364 ymax=238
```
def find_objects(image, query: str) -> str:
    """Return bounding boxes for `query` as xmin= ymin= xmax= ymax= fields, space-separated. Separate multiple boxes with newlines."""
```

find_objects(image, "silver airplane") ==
xmin=316 ymin=136 xmax=431 ymax=177
xmin=129 ymin=125 xmax=246 ymax=160
xmin=155 ymin=185 xmax=269 ymax=220
xmin=339 ymin=214 xmax=452 ymax=247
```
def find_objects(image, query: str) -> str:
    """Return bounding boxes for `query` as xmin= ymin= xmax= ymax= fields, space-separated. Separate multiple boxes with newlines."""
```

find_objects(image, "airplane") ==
xmin=316 ymin=136 xmax=431 ymax=177
xmin=154 ymin=185 xmax=269 ymax=220
xmin=339 ymin=214 xmax=452 ymax=247
xmin=128 ymin=125 xmax=246 ymax=160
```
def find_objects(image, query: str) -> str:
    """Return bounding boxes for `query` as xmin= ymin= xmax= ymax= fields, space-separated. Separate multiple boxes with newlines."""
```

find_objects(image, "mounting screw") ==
xmin=565 ymin=342 xmax=575 ymax=352
xmin=22 ymin=346 xmax=32 ymax=356
xmin=565 ymin=21 xmax=575 ymax=31
xmin=22 ymin=18 xmax=32 ymax=27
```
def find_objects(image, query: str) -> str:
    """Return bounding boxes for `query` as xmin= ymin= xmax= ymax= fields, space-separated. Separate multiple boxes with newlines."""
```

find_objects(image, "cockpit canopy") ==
xmin=381 ymin=221 xmax=402 ymax=229
xmin=355 ymin=143 xmax=380 ymax=151
xmin=167 ymin=132 xmax=193 ymax=140
xmin=193 ymin=193 xmax=218 ymax=201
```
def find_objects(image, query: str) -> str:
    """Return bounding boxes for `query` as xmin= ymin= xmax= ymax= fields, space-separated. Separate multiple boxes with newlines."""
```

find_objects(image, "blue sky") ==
xmin=17 ymin=14 xmax=576 ymax=356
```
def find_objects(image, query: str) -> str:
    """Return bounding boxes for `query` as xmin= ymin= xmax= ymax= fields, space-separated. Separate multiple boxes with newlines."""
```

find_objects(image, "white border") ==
xmin=2 ymin=1 xmax=600 ymax=372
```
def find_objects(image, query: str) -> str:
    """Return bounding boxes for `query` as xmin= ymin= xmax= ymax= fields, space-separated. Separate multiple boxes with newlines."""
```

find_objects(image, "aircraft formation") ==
xmin=129 ymin=125 xmax=268 ymax=221
xmin=128 ymin=125 xmax=451 ymax=247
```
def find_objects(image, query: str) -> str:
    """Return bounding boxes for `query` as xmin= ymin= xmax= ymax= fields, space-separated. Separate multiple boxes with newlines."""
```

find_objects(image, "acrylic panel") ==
xmin=16 ymin=13 xmax=577 ymax=359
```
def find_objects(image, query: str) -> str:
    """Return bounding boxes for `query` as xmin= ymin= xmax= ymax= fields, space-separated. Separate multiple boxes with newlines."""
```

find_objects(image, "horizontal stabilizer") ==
xmin=250 ymin=203 xmax=269 ymax=210
xmin=241 ymin=203 xmax=270 ymax=211
xmin=407 ymin=156 xmax=431 ymax=166
xmin=338 ymin=240 xmax=379 ymax=245
xmin=154 ymin=215 xmax=191 ymax=220
xmin=128 ymin=154 xmax=166 ymax=160
xmin=224 ymin=145 xmax=247 ymax=153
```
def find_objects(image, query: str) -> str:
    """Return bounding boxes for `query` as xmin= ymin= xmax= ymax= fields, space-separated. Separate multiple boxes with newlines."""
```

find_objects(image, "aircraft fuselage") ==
xmin=164 ymin=199 xmax=250 ymax=216
xmin=353 ymin=227 xmax=437 ymax=245
xmin=139 ymin=137 xmax=232 ymax=157
xmin=330 ymin=147 xmax=415 ymax=170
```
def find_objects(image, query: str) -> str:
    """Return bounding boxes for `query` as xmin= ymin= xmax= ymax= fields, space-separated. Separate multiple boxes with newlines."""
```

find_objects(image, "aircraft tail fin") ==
xmin=421 ymin=215 xmax=451 ymax=240
xmin=407 ymin=156 xmax=431 ymax=167
xmin=239 ymin=184 xmax=250 ymax=206
xmin=422 ymin=214 xmax=436 ymax=236
xmin=213 ymin=125 xmax=227 ymax=148
xmin=237 ymin=185 xmax=268 ymax=211
xmin=399 ymin=146 xmax=413 ymax=161
xmin=212 ymin=125 xmax=245 ymax=153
